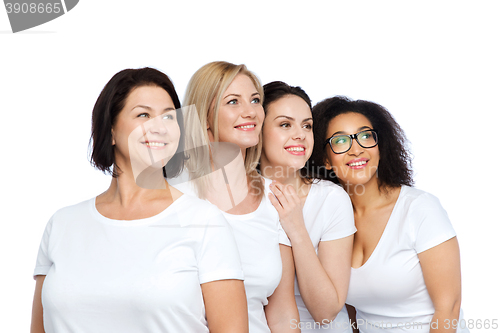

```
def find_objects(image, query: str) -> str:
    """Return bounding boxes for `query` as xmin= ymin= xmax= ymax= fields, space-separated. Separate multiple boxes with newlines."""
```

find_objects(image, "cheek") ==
xmin=262 ymin=126 xmax=280 ymax=153
xmin=215 ymin=108 xmax=233 ymax=134
xmin=326 ymin=150 xmax=344 ymax=169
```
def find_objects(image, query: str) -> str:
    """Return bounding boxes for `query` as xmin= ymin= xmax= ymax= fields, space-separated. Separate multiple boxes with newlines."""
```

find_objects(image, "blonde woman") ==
xmin=173 ymin=61 xmax=299 ymax=333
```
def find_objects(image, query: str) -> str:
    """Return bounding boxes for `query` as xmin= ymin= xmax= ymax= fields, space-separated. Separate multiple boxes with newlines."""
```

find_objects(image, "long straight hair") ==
xmin=183 ymin=61 xmax=264 ymax=198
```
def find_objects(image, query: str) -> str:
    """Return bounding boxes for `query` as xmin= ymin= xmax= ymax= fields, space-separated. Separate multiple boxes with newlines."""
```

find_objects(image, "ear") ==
xmin=324 ymin=158 xmax=332 ymax=170
xmin=207 ymin=126 xmax=215 ymax=143
xmin=111 ymin=128 xmax=116 ymax=145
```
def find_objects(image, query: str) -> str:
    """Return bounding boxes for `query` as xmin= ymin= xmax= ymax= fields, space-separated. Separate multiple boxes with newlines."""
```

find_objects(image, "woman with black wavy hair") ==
xmin=309 ymin=96 xmax=468 ymax=333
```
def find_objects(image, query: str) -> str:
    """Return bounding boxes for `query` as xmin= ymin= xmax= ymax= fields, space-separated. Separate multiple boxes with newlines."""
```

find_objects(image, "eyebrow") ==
xmin=332 ymin=126 xmax=371 ymax=136
xmin=223 ymin=92 xmax=260 ymax=99
xmin=274 ymin=115 xmax=313 ymax=122
xmin=132 ymin=105 xmax=176 ymax=112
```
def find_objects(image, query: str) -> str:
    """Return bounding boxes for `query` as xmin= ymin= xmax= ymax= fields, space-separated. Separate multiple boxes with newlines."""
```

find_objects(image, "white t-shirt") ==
xmin=33 ymin=194 xmax=244 ymax=333
xmin=267 ymin=179 xmax=357 ymax=333
xmin=174 ymin=178 xmax=286 ymax=333
xmin=346 ymin=186 xmax=469 ymax=333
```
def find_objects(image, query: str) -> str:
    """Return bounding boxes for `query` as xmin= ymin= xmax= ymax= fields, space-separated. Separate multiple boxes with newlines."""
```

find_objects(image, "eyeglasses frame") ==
xmin=324 ymin=129 xmax=378 ymax=154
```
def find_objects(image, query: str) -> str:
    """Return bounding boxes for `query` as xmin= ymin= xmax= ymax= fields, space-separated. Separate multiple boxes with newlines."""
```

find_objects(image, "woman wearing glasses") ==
xmin=309 ymin=96 xmax=468 ymax=333
xmin=260 ymin=82 xmax=356 ymax=332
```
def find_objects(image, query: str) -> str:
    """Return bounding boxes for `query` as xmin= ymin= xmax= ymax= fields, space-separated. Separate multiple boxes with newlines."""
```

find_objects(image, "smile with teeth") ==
xmin=235 ymin=124 xmax=256 ymax=129
xmin=348 ymin=160 xmax=367 ymax=167
xmin=285 ymin=147 xmax=305 ymax=152
xmin=143 ymin=142 xmax=167 ymax=147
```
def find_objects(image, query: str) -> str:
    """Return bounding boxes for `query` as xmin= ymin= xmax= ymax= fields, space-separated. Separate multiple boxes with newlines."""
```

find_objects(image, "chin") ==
xmin=237 ymin=140 xmax=259 ymax=150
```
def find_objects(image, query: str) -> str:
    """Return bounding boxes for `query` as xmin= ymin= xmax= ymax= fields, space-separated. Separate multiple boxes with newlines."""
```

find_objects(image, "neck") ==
xmin=260 ymin=157 xmax=308 ymax=196
xmin=103 ymin=161 xmax=171 ymax=207
xmin=342 ymin=177 xmax=393 ymax=214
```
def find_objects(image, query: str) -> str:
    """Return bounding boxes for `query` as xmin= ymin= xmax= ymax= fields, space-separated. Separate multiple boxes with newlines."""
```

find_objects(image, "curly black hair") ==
xmin=307 ymin=96 xmax=413 ymax=189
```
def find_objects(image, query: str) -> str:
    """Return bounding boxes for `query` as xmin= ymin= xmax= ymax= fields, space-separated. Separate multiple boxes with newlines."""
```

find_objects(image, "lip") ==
xmin=284 ymin=145 xmax=306 ymax=156
xmin=234 ymin=122 xmax=257 ymax=131
xmin=142 ymin=141 xmax=168 ymax=150
xmin=346 ymin=158 xmax=368 ymax=169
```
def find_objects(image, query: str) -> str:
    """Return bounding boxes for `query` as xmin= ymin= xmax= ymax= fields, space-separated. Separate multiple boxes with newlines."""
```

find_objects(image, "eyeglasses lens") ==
xmin=330 ymin=130 xmax=377 ymax=153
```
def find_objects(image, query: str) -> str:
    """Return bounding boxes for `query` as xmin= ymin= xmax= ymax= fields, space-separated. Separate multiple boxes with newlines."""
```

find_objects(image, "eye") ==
xmin=333 ymin=137 xmax=347 ymax=145
xmin=303 ymin=123 xmax=312 ymax=130
xmin=280 ymin=122 xmax=291 ymax=128
xmin=138 ymin=113 xmax=149 ymax=118
xmin=251 ymin=97 xmax=261 ymax=104
xmin=227 ymin=99 xmax=237 ymax=105
xmin=359 ymin=132 xmax=372 ymax=140
xmin=162 ymin=113 xmax=175 ymax=120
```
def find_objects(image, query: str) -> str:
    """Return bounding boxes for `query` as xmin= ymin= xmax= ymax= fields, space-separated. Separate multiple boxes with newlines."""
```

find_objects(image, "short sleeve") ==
xmin=321 ymin=190 xmax=357 ymax=242
xmin=278 ymin=222 xmax=291 ymax=247
xmin=410 ymin=193 xmax=457 ymax=253
xmin=197 ymin=211 xmax=244 ymax=284
xmin=33 ymin=217 xmax=54 ymax=279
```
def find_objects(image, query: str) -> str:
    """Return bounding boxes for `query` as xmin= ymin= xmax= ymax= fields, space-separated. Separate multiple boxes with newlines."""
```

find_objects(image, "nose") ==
xmin=147 ymin=115 xmax=168 ymax=135
xmin=292 ymin=127 xmax=306 ymax=140
xmin=241 ymin=101 xmax=257 ymax=119
xmin=348 ymin=138 xmax=364 ymax=156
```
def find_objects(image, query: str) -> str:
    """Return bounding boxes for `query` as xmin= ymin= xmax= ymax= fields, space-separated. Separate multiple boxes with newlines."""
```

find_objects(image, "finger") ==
xmin=268 ymin=193 xmax=284 ymax=213
xmin=270 ymin=182 xmax=290 ymax=207
xmin=279 ymin=183 xmax=300 ymax=206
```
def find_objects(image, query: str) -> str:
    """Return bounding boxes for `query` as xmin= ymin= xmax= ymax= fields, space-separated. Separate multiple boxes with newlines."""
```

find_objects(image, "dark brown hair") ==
xmin=89 ymin=67 xmax=184 ymax=178
xmin=262 ymin=81 xmax=313 ymax=181
xmin=262 ymin=81 xmax=312 ymax=110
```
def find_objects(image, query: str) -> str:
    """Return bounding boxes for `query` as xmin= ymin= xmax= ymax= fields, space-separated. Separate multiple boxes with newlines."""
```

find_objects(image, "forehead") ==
xmin=125 ymin=85 xmax=174 ymax=107
xmin=224 ymin=74 xmax=257 ymax=94
xmin=266 ymin=95 xmax=311 ymax=120
xmin=327 ymin=112 xmax=373 ymax=135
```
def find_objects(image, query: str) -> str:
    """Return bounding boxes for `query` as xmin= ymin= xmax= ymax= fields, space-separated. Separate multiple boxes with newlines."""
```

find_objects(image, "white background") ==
xmin=1 ymin=0 xmax=499 ymax=330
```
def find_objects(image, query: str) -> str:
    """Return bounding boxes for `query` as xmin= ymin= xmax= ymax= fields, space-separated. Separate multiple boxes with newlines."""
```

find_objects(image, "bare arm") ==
xmin=31 ymin=275 xmax=46 ymax=333
xmin=201 ymin=279 xmax=249 ymax=333
xmin=265 ymin=245 xmax=300 ymax=332
xmin=418 ymin=237 xmax=462 ymax=333
xmin=269 ymin=182 xmax=353 ymax=323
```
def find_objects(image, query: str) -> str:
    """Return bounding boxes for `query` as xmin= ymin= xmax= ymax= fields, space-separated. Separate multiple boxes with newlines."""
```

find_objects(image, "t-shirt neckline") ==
xmin=351 ymin=185 xmax=406 ymax=271
xmin=90 ymin=194 xmax=187 ymax=227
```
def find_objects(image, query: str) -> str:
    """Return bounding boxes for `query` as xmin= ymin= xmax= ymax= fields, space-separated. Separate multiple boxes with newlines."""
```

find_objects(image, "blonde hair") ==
xmin=183 ymin=61 xmax=264 ymax=199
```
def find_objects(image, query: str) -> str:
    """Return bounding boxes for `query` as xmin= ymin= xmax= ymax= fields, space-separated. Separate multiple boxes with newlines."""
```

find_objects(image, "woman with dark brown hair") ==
xmin=30 ymin=67 xmax=248 ymax=333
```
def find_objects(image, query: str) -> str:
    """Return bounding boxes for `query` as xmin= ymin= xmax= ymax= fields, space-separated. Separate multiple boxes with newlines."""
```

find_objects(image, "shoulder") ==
xmin=172 ymin=194 xmax=228 ymax=227
xmin=310 ymin=179 xmax=352 ymax=204
xmin=399 ymin=186 xmax=446 ymax=212
xmin=398 ymin=186 xmax=456 ymax=252
xmin=50 ymin=198 xmax=94 ymax=222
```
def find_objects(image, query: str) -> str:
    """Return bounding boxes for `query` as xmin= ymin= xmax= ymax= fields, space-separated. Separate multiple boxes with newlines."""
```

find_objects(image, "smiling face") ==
xmin=261 ymin=95 xmax=313 ymax=173
xmin=208 ymin=74 xmax=264 ymax=151
xmin=112 ymin=85 xmax=180 ymax=172
xmin=325 ymin=112 xmax=380 ymax=187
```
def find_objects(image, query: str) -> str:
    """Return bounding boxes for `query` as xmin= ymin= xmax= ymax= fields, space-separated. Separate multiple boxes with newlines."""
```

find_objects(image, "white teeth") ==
xmin=348 ymin=160 xmax=367 ymax=167
xmin=236 ymin=124 xmax=255 ymax=129
xmin=285 ymin=147 xmax=305 ymax=152
xmin=145 ymin=142 xmax=166 ymax=147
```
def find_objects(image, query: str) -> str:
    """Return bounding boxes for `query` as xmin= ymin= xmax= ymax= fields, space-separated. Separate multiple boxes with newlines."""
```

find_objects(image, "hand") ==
xmin=268 ymin=181 xmax=307 ymax=239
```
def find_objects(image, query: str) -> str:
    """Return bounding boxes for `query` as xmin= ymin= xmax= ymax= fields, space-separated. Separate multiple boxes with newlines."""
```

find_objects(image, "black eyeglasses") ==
xmin=325 ymin=129 xmax=378 ymax=154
